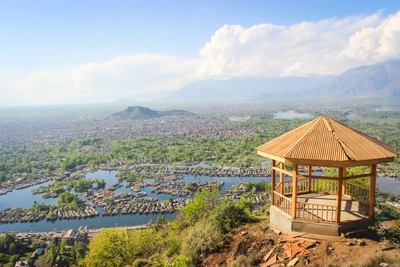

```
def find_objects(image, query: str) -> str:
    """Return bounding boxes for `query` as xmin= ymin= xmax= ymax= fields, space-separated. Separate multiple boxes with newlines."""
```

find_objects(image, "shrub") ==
xmin=156 ymin=255 xmax=192 ymax=267
xmin=227 ymin=254 xmax=259 ymax=267
xmin=210 ymin=202 xmax=250 ymax=234
xmin=132 ymin=258 xmax=151 ymax=267
xmin=180 ymin=221 xmax=223 ymax=262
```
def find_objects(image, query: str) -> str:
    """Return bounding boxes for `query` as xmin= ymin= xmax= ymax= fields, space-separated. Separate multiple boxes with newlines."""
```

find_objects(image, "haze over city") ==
xmin=1 ymin=0 xmax=400 ymax=106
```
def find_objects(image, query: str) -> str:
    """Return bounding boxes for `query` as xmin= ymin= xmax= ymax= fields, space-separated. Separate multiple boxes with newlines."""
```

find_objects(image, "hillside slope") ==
xmin=107 ymin=106 xmax=194 ymax=120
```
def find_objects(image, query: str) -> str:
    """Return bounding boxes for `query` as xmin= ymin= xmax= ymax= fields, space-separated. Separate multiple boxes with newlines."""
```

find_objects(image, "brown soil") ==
xmin=201 ymin=223 xmax=400 ymax=267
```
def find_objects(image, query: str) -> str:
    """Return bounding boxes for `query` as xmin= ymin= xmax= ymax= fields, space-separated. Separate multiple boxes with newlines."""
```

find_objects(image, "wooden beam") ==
xmin=296 ymin=174 xmax=340 ymax=180
xmin=292 ymin=173 xmax=373 ymax=181
xmin=272 ymin=167 xmax=292 ymax=177
xmin=369 ymin=164 xmax=377 ymax=217
xmin=273 ymin=160 xmax=281 ymax=168
xmin=336 ymin=167 xmax=344 ymax=224
xmin=344 ymin=173 xmax=373 ymax=179
xmin=256 ymin=151 xmax=287 ymax=163
xmin=282 ymin=157 xmax=395 ymax=168
xmin=280 ymin=162 xmax=285 ymax=185
xmin=291 ymin=164 xmax=298 ymax=219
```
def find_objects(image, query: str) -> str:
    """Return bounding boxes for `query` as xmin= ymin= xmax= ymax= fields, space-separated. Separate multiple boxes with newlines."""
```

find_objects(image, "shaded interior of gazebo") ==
xmin=257 ymin=116 xmax=396 ymax=236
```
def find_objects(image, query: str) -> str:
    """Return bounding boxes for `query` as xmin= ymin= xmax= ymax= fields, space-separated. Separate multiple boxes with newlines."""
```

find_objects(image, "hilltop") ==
xmin=107 ymin=106 xmax=194 ymax=120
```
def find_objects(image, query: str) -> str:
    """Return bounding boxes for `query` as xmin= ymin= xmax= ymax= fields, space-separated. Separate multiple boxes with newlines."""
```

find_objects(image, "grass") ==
xmin=0 ymin=253 xmax=11 ymax=266
xmin=344 ymin=253 xmax=400 ymax=267
xmin=34 ymin=254 xmax=52 ymax=267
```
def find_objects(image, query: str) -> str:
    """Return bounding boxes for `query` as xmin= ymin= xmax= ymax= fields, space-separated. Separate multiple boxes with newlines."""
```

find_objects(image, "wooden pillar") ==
xmin=342 ymin=167 xmax=346 ymax=195
xmin=336 ymin=167 xmax=344 ymax=224
xmin=280 ymin=162 xmax=285 ymax=183
xmin=369 ymin=164 xmax=377 ymax=217
xmin=291 ymin=164 xmax=298 ymax=219
xmin=280 ymin=162 xmax=285 ymax=194
xmin=307 ymin=165 xmax=312 ymax=192
xmin=271 ymin=160 xmax=276 ymax=205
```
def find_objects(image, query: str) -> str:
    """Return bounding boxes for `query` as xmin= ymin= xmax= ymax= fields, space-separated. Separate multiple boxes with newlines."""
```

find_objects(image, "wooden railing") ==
xmin=273 ymin=191 xmax=338 ymax=224
xmin=345 ymin=182 xmax=369 ymax=204
xmin=297 ymin=179 xmax=309 ymax=193
xmin=296 ymin=202 xmax=337 ymax=223
xmin=275 ymin=182 xmax=283 ymax=194
xmin=282 ymin=180 xmax=292 ymax=195
xmin=273 ymin=191 xmax=292 ymax=216
xmin=311 ymin=179 xmax=338 ymax=194
xmin=281 ymin=179 xmax=309 ymax=195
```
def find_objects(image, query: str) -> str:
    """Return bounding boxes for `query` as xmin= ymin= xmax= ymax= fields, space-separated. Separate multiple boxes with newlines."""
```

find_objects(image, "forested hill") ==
xmin=107 ymin=106 xmax=194 ymax=120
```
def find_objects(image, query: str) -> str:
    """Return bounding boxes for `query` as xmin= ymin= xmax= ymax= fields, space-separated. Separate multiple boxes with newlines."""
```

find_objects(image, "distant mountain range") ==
xmin=107 ymin=106 xmax=194 ymax=120
xmin=159 ymin=76 xmax=333 ymax=102
xmin=156 ymin=59 xmax=400 ymax=102
xmin=303 ymin=59 xmax=400 ymax=98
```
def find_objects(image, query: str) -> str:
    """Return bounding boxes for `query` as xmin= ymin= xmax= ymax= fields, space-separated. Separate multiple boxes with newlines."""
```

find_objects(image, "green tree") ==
xmin=209 ymin=201 xmax=249 ymax=234
xmin=60 ymin=239 xmax=67 ymax=253
xmin=9 ymin=243 xmax=17 ymax=255
xmin=80 ymin=228 xmax=161 ymax=267
xmin=0 ymin=171 xmax=6 ymax=183
xmin=9 ymin=255 xmax=18 ymax=266
xmin=48 ymin=243 xmax=57 ymax=260
xmin=71 ymin=241 xmax=85 ymax=261
xmin=181 ymin=187 xmax=221 ymax=225
xmin=0 ymin=232 xmax=16 ymax=253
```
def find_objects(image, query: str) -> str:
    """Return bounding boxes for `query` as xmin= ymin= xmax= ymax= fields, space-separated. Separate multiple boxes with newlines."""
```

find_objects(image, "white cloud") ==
xmin=340 ymin=11 xmax=400 ymax=61
xmin=195 ymin=11 xmax=400 ymax=78
xmin=2 ymin=10 xmax=400 ymax=106
xmin=1 ymin=54 xmax=201 ymax=106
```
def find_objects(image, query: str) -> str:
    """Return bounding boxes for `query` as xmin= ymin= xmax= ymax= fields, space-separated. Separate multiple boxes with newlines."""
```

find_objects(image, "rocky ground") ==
xmin=201 ymin=223 xmax=400 ymax=267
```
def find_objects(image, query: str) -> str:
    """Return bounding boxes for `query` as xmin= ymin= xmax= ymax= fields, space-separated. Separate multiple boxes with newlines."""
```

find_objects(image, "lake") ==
xmin=376 ymin=107 xmax=400 ymax=112
xmin=274 ymin=111 xmax=313 ymax=119
xmin=1 ymin=170 xmax=399 ymax=233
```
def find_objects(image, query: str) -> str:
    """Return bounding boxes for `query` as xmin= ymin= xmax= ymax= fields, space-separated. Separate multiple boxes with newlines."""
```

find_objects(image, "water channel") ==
xmin=0 ymin=170 xmax=268 ymax=232
xmin=0 ymin=170 xmax=399 ymax=233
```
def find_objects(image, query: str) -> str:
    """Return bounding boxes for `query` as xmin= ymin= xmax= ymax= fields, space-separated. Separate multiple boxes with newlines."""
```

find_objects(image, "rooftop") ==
xmin=257 ymin=116 xmax=396 ymax=167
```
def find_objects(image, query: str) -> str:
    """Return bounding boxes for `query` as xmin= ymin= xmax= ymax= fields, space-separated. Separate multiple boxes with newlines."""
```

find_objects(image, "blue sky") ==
xmin=1 ymin=0 xmax=400 ymax=106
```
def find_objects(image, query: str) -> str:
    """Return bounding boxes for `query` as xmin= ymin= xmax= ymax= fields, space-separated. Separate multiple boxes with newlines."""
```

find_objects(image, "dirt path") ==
xmin=201 ymin=224 xmax=400 ymax=267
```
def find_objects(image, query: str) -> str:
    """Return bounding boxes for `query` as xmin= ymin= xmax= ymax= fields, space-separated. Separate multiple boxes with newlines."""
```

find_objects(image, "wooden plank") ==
xmin=283 ymin=238 xmax=302 ymax=243
xmin=287 ymin=257 xmax=299 ymax=266
xmin=282 ymin=232 xmax=307 ymax=240
xmin=300 ymin=240 xmax=317 ymax=248
xmin=261 ymin=254 xmax=277 ymax=267
xmin=263 ymin=246 xmax=276 ymax=262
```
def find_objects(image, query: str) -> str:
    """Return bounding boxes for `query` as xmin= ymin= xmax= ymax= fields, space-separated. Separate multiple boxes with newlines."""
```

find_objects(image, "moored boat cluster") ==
xmin=101 ymin=198 xmax=188 ymax=216
xmin=172 ymin=167 xmax=271 ymax=177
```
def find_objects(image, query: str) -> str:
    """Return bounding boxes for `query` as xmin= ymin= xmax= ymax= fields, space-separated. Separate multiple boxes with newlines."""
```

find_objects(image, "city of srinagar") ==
xmin=0 ymin=102 xmax=400 ymax=267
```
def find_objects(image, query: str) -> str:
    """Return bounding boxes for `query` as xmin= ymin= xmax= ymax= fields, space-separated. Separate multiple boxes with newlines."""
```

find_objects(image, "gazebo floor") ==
xmin=270 ymin=192 xmax=374 ymax=236
xmin=294 ymin=193 xmax=370 ymax=222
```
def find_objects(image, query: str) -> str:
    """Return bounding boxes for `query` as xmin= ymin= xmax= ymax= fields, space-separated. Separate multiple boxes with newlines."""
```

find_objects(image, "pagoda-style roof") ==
xmin=257 ymin=116 xmax=396 ymax=167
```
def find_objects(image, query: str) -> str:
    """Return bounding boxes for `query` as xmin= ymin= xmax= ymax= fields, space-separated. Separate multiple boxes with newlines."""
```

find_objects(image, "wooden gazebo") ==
xmin=257 ymin=116 xmax=396 ymax=235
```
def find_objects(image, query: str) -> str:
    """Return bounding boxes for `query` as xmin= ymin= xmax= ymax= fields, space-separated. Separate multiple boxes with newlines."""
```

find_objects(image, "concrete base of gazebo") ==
xmin=270 ymin=193 xmax=375 ymax=236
